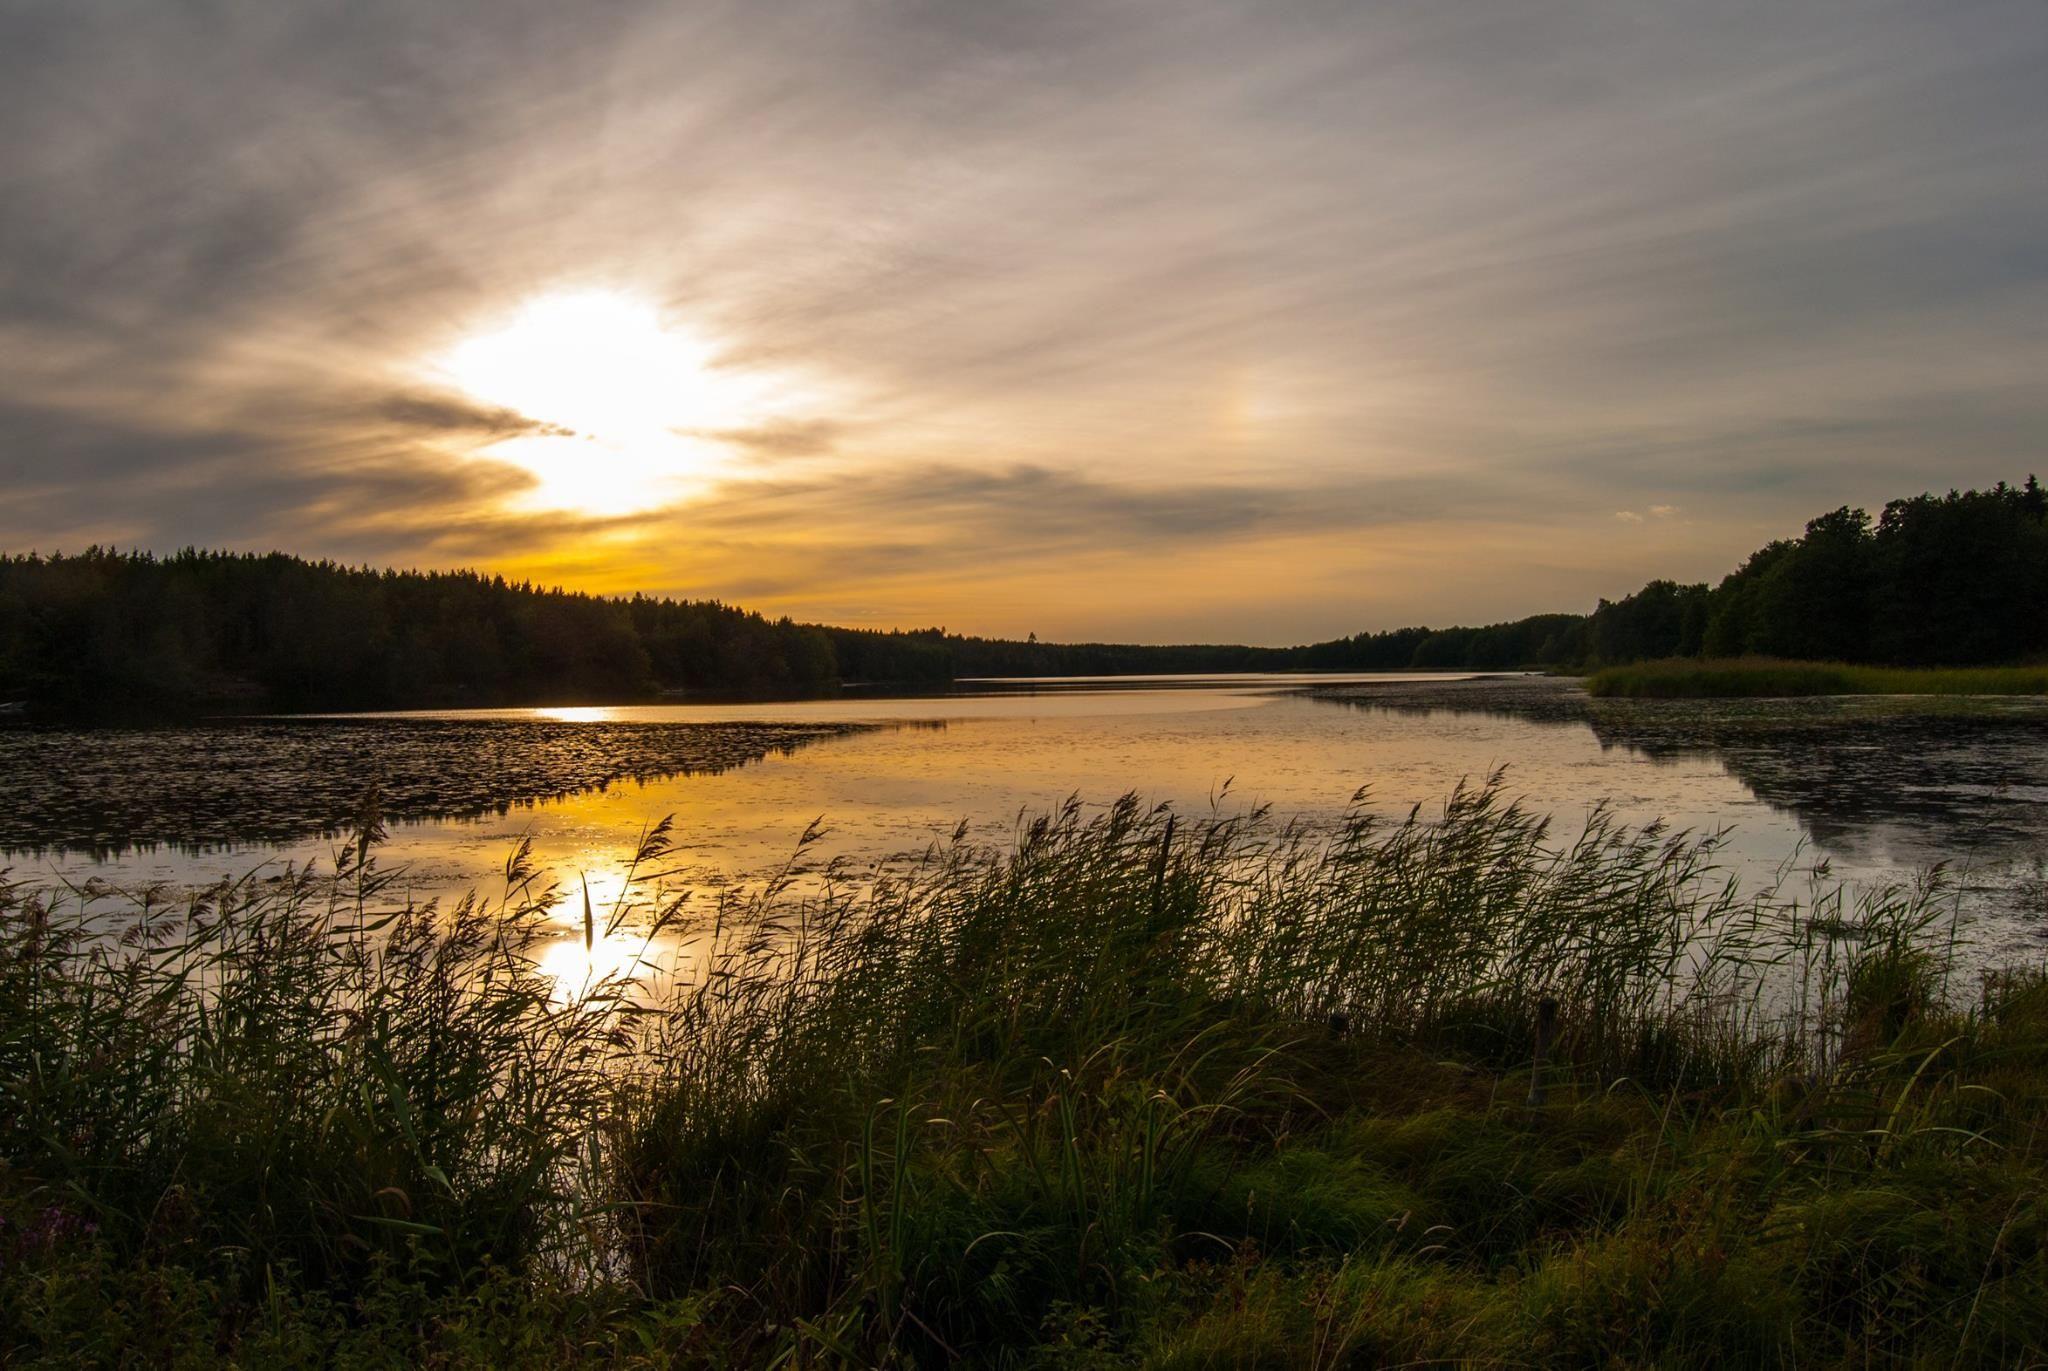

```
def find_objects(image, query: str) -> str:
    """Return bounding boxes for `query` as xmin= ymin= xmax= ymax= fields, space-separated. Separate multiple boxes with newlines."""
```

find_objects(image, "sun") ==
xmin=433 ymin=289 xmax=763 ymax=516
xmin=443 ymin=290 xmax=738 ymax=439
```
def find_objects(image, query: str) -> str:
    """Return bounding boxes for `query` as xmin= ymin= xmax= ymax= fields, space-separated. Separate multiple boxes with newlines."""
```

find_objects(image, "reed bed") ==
xmin=3 ymin=777 xmax=2044 ymax=1367
xmin=1587 ymin=656 xmax=2048 ymax=698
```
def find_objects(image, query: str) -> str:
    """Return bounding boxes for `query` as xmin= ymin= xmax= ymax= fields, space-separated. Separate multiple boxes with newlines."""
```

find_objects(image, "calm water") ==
xmin=6 ymin=673 xmax=2047 ymax=982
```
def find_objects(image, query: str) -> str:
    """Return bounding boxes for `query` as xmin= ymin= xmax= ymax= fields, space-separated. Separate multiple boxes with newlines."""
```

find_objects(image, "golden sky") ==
xmin=4 ymin=1 xmax=2046 ymax=643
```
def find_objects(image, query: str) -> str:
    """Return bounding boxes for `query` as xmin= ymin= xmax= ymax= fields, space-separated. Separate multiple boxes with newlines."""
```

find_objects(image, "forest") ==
xmin=1 ymin=476 xmax=2041 ymax=715
xmin=1573 ymin=476 xmax=2048 ymax=665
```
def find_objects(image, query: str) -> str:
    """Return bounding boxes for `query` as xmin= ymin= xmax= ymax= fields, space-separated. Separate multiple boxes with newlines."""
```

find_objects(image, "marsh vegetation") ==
xmin=0 ymin=718 xmax=867 ymax=856
xmin=4 ymin=780 xmax=2044 ymax=1366
xmin=1588 ymin=659 xmax=2048 ymax=699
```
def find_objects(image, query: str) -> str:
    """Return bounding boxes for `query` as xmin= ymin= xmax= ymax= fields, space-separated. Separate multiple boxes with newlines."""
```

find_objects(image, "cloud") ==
xmin=688 ymin=460 xmax=1507 ymax=555
xmin=1614 ymin=511 xmax=1645 ymax=524
xmin=2 ymin=0 xmax=2046 ymax=638
xmin=378 ymin=392 xmax=573 ymax=440
xmin=696 ymin=419 xmax=845 ymax=460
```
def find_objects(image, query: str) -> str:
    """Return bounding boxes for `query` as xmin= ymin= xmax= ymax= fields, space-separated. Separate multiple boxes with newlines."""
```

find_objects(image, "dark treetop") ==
xmin=2 ymin=475 xmax=2041 ymax=716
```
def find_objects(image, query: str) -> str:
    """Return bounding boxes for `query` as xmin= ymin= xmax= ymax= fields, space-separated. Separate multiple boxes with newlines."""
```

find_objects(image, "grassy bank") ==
xmin=1587 ymin=656 xmax=2048 ymax=698
xmin=4 ymin=783 xmax=2046 ymax=1366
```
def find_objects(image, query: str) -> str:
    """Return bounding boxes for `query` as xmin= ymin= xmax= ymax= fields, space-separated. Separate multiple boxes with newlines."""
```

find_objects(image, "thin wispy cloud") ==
xmin=3 ymin=0 xmax=2044 ymax=640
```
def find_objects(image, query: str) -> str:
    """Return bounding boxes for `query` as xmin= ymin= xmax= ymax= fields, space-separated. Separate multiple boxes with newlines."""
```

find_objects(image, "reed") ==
xmin=3 ymin=777 xmax=2044 ymax=1365
xmin=1588 ymin=656 xmax=2048 ymax=698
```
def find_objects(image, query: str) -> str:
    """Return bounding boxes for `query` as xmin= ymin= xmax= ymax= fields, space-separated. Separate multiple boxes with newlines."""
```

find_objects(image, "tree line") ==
xmin=0 ymin=552 xmax=845 ymax=714
xmin=2 ymin=476 xmax=2040 ymax=715
xmin=1577 ymin=476 xmax=2048 ymax=667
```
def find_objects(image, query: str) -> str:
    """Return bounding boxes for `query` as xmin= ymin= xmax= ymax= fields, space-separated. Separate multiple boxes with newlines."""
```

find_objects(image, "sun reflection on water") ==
xmin=535 ymin=927 xmax=676 ymax=999
xmin=530 ymin=864 xmax=692 ymax=1002
xmin=535 ymin=706 xmax=618 ymax=724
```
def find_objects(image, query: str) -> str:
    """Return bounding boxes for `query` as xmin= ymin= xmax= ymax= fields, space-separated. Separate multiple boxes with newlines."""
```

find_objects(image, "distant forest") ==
xmin=1 ymin=476 xmax=2042 ymax=715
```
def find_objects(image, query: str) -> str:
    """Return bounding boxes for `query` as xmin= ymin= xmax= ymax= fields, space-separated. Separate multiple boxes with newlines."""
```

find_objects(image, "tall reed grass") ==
xmin=3 ymin=777 xmax=2043 ymax=1365
xmin=1588 ymin=656 xmax=2048 ymax=698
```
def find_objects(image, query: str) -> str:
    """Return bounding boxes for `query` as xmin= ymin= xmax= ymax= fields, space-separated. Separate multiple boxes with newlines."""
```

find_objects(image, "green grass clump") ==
xmin=1587 ymin=656 xmax=2048 ymax=698
xmin=4 ymin=778 xmax=2046 ymax=1366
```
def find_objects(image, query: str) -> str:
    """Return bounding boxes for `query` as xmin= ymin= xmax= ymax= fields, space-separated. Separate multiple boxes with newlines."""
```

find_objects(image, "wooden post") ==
xmin=1526 ymin=995 xmax=1559 ymax=1109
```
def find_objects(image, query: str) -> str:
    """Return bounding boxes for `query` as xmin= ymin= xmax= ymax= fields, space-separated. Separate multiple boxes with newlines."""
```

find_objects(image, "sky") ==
xmin=3 ymin=0 xmax=2046 ymax=645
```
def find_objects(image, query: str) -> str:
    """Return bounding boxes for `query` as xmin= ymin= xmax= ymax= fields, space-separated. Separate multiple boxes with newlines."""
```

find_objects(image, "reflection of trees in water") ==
xmin=0 ymin=719 xmax=877 ymax=857
xmin=1312 ymin=679 xmax=2048 ymax=871
xmin=1589 ymin=707 xmax=2048 ymax=871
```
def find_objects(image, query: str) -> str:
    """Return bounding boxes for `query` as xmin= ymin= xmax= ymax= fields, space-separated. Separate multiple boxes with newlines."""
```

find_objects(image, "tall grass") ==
xmin=3 ymin=778 xmax=2044 ymax=1366
xmin=1588 ymin=656 xmax=2048 ymax=698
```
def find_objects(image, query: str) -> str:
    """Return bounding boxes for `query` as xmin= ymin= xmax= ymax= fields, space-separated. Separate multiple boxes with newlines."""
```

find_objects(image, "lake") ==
xmin=5 ymin=673 xmax=2046 ymax=981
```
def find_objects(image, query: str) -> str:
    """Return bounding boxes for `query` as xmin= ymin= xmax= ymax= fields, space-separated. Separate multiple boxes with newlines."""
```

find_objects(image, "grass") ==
xmin=1586 ymin=657 xmax=2048 ymax=698
xmin=3 ymin=777 xmax=2046 ymax=1366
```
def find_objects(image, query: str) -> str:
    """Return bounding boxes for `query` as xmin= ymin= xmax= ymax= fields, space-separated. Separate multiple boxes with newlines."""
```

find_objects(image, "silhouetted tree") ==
xmin=4 ymin=473 xmax=2039 ymax=715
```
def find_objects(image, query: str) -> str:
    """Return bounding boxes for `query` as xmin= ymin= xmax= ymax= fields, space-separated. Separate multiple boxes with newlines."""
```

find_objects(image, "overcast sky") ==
xmin=4 ymin=0 xmax=2045 ymax=642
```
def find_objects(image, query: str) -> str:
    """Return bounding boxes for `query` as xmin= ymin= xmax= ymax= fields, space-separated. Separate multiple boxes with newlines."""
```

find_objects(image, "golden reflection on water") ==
xmin=529 ymin=863 xmax=694 ymax=1001
xmin=289 ymin=683 xmax=1799 ymax=1008
xmin=54 ymin=676 xmax=2048 ymax=984
xmin=535 ymin=928 xmax=681 ymax=1001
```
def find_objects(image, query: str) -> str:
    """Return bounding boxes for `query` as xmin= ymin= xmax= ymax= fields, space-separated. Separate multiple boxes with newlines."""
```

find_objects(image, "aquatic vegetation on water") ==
xmin=2 ymin=778 xmax=2045 ymax=1366
xmin=0 ymin=718 xmax=868 ymax=855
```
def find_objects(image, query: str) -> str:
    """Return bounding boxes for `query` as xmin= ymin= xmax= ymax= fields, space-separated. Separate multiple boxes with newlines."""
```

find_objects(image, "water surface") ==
xmin=6 ymin=673 xmax=2046 ymax=980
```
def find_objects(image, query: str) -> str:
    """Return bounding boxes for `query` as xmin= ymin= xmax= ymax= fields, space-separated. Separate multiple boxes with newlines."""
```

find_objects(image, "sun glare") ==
xmin=434 ymin=289 xmax=767 ymax=516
